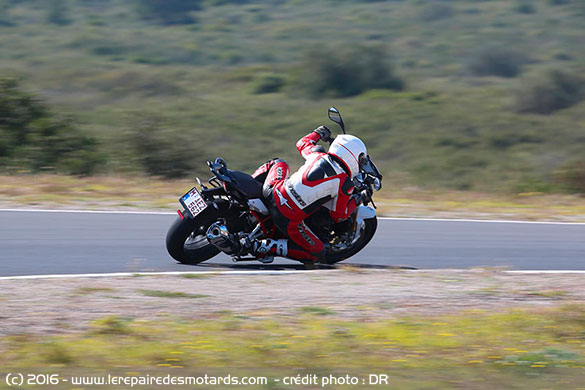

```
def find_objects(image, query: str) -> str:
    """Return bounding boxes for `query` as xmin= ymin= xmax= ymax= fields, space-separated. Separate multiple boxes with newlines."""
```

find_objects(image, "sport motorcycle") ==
xmin=166 ymin=107 xmax=382 ymax=265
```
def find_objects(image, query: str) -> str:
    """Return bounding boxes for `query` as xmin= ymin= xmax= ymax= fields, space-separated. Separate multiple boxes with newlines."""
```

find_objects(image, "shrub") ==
xmin=515 ymin=69 xmax=585 ymax=114
xmin=294 ymin=45 xmax=403 ymax=98
xmin=126 ymin=114 xmax=199 ymax=178
xmin=0 ymin=0 xmax=15 ymax=26
xmin=42 ymin=343 xmax=73 ymax=365
xmin=92 ymin=316 xmax=132 ymax=335
xmin=249 ymin=73 xmax=286 ymax=94
xmin=554 ymin=52 xmax=573 ymax=61
xmin=514 ymin=2 xmax=536 ymax=14
xmin=419 ymin=3 xmax=454 ymax=22
xmin=135 ymin=0 xmax=202 ymax=25
xmin=554 ymin=159 xmax=585 ymax=193
xmin=206 ymin=0 xmax=250 ymax=5
xmin=0 ymin=78 xmax=101 ymax=175
xmin=467 ymin=47 xmax=526 ymax=78
xmin=487 ymin=130 xmax=543 ymax=149
xmin=47 ymin=0 xmax=71 ymax=26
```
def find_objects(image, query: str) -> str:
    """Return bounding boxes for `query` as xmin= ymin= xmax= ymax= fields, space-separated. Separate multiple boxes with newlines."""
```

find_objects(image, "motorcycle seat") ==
xmin=228 ymin=170 xmax=263 ymax=199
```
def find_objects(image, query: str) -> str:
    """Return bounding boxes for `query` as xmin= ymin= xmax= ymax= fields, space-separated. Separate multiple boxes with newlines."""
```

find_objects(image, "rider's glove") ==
xmin=313 ymin=125 xmax=333 ymax=143
xmin=353 ymin=187 xmax=373 ymax=206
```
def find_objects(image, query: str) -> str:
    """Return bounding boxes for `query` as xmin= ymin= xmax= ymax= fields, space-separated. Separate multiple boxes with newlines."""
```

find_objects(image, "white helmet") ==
xmin=328 ymin=134 xmax=367 ymax=178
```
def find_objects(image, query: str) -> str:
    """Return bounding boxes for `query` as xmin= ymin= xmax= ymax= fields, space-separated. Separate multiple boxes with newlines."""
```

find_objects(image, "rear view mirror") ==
xmin=328 ymin=106 xmax=346 ymax=134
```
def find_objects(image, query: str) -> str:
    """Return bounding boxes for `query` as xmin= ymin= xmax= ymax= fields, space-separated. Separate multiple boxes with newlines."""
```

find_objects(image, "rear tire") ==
xmin=320 ymin=217 xmax=377 ymax=264
xmin=166 ymin=215 xmax=220 ymax=265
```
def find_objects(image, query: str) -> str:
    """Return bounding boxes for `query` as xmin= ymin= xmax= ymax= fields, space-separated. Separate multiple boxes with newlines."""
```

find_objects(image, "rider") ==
xmin=246 ymin=126 xmax=372 ymax=262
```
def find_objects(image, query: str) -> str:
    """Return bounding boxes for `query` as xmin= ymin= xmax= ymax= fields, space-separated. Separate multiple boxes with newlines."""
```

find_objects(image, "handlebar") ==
xmin=207 ymin=158 xmax=237 ymax=185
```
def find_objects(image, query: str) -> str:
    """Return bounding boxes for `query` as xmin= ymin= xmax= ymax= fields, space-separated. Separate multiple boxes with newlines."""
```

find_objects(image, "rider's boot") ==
xmin=249 ymin=239 xmax=288 ymax=264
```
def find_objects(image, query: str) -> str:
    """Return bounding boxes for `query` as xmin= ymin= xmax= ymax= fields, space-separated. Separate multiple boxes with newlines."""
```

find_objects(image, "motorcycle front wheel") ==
xmin=320 ymin=217 xmax=378 ymax=265
xmin=166 ymin=213 xmax=220 ymax=265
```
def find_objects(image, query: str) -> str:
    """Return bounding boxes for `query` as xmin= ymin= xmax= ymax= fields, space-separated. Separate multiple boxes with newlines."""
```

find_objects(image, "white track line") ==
xmin=0 ymin=208 xmax=174 ymax=215
xmin=0 ymin=270 xmax=317 ymax=281
xmin=1 ymin=208 xmax=585 ymax=225
xmin=380 ymin=217 xmax=585 ymax=225
xmin=505 ymin=270 xmax=585 ymax=274
xmin=1 ymin=269 xmax=584 ymax=281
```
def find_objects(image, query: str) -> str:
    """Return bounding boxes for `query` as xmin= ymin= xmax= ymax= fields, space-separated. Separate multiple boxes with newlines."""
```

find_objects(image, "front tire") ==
xmin=166 ymin=215 xmax=220 ymax=265
xmin=320 ymin=217 xmax=377 ymax=264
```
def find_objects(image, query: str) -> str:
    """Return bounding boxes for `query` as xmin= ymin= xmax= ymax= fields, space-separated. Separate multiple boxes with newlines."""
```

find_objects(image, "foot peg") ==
xmin=258 ymin=255 xmax=274 ymax=264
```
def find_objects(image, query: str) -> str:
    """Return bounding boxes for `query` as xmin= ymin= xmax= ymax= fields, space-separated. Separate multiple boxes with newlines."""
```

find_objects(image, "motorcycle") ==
xmin=165 ymin=107 xmax=382 ymax=265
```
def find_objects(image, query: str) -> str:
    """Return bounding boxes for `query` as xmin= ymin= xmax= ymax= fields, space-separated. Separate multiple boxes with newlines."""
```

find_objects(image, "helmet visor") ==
xmin=359 ymin=154 xmax=382 ymax=180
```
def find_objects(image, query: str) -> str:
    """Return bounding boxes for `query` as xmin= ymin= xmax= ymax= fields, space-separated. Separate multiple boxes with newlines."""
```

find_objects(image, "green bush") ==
xmin=47 ymin=0 xmax=71 ymax=26
xmin=0 ymin=0 xmax=15 ymax=26
xmin=554 ymin=159 xmax=585 ymax=194
xmin=126 ymin=114 xmax=199 ymax=178
xmin=419 ymin=3 xmax=454 ymax=21
xmin=135 ymin=0 xmax=202 ymax=25
xmin=206 ymin=0 xmax=251 ymax=5
xmin=249 ymin=73 xmax=286 ymax=94
xmin=487 ymin=130 xmax=543 ymax=149
xmin=515 ymin=69 xmax=585 ymax=114
xmin=0 ymin=78 xmax=101 ymax=175
xmin=294 ymin=45 xmax=404 ymax=98
xmin=514 ymin=2 xmax=536 ymax=14
xmin=467 ymin=47 xmax=526 ymax=78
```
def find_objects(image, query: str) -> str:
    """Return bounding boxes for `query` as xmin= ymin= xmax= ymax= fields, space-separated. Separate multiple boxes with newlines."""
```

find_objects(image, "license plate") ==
xmin=180 ymin=187 xmax=208 ymax=218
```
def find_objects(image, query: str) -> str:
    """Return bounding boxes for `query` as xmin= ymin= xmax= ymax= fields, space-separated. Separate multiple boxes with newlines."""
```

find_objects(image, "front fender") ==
xmin=356 ymin=205 xmax=376 ymax=226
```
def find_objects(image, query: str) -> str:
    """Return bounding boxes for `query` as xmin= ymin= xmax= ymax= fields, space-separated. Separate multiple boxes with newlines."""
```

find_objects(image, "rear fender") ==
xmin=181 ymin=198 xmax=230 ymax=220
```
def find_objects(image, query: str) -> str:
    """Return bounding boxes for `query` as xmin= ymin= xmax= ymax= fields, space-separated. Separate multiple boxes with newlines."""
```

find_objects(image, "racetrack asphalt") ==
xmin=0 ymin=210 xmax=584 ymax=276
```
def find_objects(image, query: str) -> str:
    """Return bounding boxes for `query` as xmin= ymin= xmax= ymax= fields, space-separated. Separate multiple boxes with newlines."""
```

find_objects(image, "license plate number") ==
xmin=180 ymin=187 xmax=208 ymax=218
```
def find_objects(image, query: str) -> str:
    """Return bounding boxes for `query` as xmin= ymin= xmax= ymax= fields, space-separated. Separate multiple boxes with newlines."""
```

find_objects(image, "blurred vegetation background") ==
xmin=0 ymin=0 xmax=584 ymax=192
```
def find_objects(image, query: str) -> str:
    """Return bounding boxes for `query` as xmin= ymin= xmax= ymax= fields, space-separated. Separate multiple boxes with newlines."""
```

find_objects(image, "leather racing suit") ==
xmin=252 ymin=131 xmax=359 ymax=261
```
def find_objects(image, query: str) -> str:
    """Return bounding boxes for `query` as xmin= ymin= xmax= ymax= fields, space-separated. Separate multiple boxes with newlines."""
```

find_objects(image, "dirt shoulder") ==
xmin=1 ymin=269 xmax=583 ymax=336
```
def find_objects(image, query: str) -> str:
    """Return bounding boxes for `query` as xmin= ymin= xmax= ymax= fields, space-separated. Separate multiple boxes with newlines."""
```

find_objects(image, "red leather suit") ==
xmin=252 ymin=131 xmax=359 ymax=261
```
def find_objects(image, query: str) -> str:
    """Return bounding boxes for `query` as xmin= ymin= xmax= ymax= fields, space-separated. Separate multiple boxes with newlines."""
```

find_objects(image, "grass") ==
xmin=140 ymin=290 xmax=209 ymax=299
xmin=73 ymin=287 xmax=116 ymax=295
xmin=178 ymin=273 xmax=212 ymax=279
xmin=523 ymin=290 xmax=570 ymax=298
xmin=299 ymin=306 xmax=336 ymax=316
xmin=1 ymin=1 xmax=585 ymax=192
xmin=1 ymin=305 xmax=585 ymax=388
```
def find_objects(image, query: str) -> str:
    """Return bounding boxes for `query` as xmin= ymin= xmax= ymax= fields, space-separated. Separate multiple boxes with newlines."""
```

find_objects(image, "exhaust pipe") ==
xmin=206 ymin=222 xmax=241 ymax=255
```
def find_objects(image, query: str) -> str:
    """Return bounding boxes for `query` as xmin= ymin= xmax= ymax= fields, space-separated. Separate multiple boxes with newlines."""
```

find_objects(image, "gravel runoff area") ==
xmin=1 ymin=269 xmax=584 ymax=336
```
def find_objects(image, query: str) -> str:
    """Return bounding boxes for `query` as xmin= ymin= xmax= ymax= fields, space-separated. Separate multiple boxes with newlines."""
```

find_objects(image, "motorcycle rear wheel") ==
xmin=166 ymin=215 xmax=220 ymax=265
xmin=320 ymin=217 xmax=377 ymax=264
